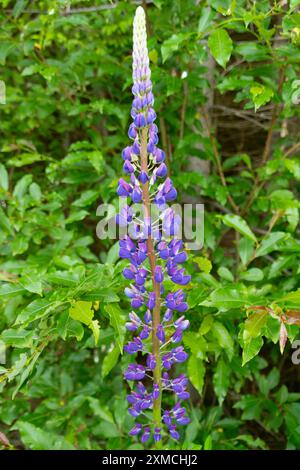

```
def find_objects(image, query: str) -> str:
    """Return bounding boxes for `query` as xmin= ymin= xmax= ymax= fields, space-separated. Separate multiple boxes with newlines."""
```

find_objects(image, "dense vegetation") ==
xmin=0 ymin=0 xmax=299 ymax=451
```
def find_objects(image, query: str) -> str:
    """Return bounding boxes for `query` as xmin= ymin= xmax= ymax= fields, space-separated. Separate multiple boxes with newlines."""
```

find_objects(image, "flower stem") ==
xmin=140 ymin=128 xmax=162 ymax=448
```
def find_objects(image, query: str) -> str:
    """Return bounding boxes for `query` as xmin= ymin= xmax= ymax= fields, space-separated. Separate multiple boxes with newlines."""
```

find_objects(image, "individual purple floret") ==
xmin=116 ymin=6 xmax=191 ymax=446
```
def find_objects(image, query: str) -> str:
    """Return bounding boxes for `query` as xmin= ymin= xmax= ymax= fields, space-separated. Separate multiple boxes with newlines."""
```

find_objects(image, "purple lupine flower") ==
xmin=116 ymin=6 xmax=191 ymax=446
xmin=129 ymin=423 xmax=142 ymax=436
xmin=154 ymin=266 xmax=164 ymax=283
xmin=156 ymin=324 xmax=166 ymax=343
xmin=124 ymin=364 xmax=146 ymax=381
xmin=154 ymin=428 xmax=162 ymax=442
xmin=141 ymin=426 xmax=151 ymax=443
xmin=147 ymin=353 xmax=156 ymax=371
xmin=169 ymin=424 xmax=180 ymax=440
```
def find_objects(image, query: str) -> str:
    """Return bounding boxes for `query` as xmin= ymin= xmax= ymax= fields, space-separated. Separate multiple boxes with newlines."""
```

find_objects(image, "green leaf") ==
xmin=0 ymin=283 xmax=25 ymax=298
xmin=16 ymin=299 xmax=61 ymax=325
xmin=211 ymin=322 xmax=234 ymax=360
xmin=87 ymin=151 xmax=104 ymax=174
xmin=0 ymin=42 xmax=15 ymax=65
xmin=222 ymin=214 xmax=257 ymax=243
xmin=242 ymin=336 xmax=263 ymax=366
xmin=17 ymin=422 xmax=53 ymax=450
xmin=29 ymin=182 xmax=42 ymax=201
xmin=199 ymin=315 xmax=214 ymax=335
xmin=9 ymin=153 xmax=49 ymax=167
xmin=213 ymin=358 xmax=230 ymax=405
xmin=0 ymin=207 xmax=14 ymax=236
xmin=187 ymin=354 xmax=205 ymax=394
xmin=69 ymin=301 xmax=93 ymax=325
xmin=104 ymin=304 xmax=125 ymax=353
xmin=277 ymin=288 xmax=300 ymax=306
xmin=13 ymin=0 xmax=29 ymax=18
xmin=88 ymin=397 xmax=114 ymax=424
xmin=17 ymin=422 xmax=74 ymax=450
xmin=65 ymin=318 xmax=84 ymax=341
xmin=19 ymin=272 xmax=42 ymax=295
xmin=72 ymin=189 xmax=99 ymax=208
xmin=243 ymin=311 xmax=268 ymax=340
xmin=13 ymin=345 xmax=45 ymax=398
xmin=69 ymin=301 xmax=100 ymax=344
xmin=161 ymin=33 xmax=191 ymax=63
xmin=255 ymin=232 xmax=287 ymax=257
xmin=250 ymin=84 xmax=274 ymax=111
xmin=12 ymin=174 xmax=33 ymax=201
xmin=194 ymin=256 xmax=212 ymax=274
xmin=203 ymin=287 xmax=248 ymax=310
xmin=6 ymin=353 xmax=27 ymax=382
xmin=240 ymin=268 xmax=264 ymax=282
xmin=217 ymin=267 xmax=234 ymax=282
xmin=1 ymin=329 xmax=33 ymax=348
xmin=203 ymin=435 xmax=212 ymax=450
xmin=270 ymin=189 xmax=299 ymax=211
xmin=11 ymin=235 xmax=28 ymax=255
xmin=0 ymin=163 xmax=8 ymax=191
xmin=198 ymin=7 xmax=214 ymax=34
xmin=208 ymin=29 xmax=233 ymax=68
xmin=102 ymin=344 xmax=120 ymax=378
xmin=184 ymin=332 xmax=208 ymax=359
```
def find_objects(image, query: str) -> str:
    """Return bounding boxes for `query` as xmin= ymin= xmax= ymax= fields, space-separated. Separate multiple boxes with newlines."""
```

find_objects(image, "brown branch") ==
xmin=202 ymin=108 xmax=240 ymax=214
xmin=242 ymin=66 xmax=286 ymax=215
xmin=179 ymin=80 xmax=188 ymax=140
xmin=4 ymin=4 xmax=118 ymax=15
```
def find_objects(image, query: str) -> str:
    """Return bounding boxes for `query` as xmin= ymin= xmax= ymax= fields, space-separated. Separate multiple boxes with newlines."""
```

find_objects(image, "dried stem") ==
xmin=179 ymin=80 xmax=188 ymax=140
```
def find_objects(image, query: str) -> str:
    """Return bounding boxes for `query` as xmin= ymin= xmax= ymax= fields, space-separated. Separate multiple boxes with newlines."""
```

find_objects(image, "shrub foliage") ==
xmin=0 ymin=0 xmax=299 ymax=450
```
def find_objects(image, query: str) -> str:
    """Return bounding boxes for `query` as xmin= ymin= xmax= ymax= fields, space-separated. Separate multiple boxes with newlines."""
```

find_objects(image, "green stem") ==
xmin=140 ymin=128 xmax=162 ymax=448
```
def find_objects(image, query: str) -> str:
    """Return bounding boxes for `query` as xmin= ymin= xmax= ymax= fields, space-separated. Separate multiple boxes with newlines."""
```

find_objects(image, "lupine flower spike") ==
xmin=117 ymin=6 xmax=191 ymax=445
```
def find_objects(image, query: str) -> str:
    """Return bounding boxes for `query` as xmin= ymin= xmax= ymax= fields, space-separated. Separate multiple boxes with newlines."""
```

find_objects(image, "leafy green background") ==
xmin=0 ymin=0 xmax=300 ymax=450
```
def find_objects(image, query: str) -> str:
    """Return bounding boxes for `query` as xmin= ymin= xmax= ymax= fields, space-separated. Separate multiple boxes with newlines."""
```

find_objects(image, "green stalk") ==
xmin=140 ymin=128 xmax=162 ymax=449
